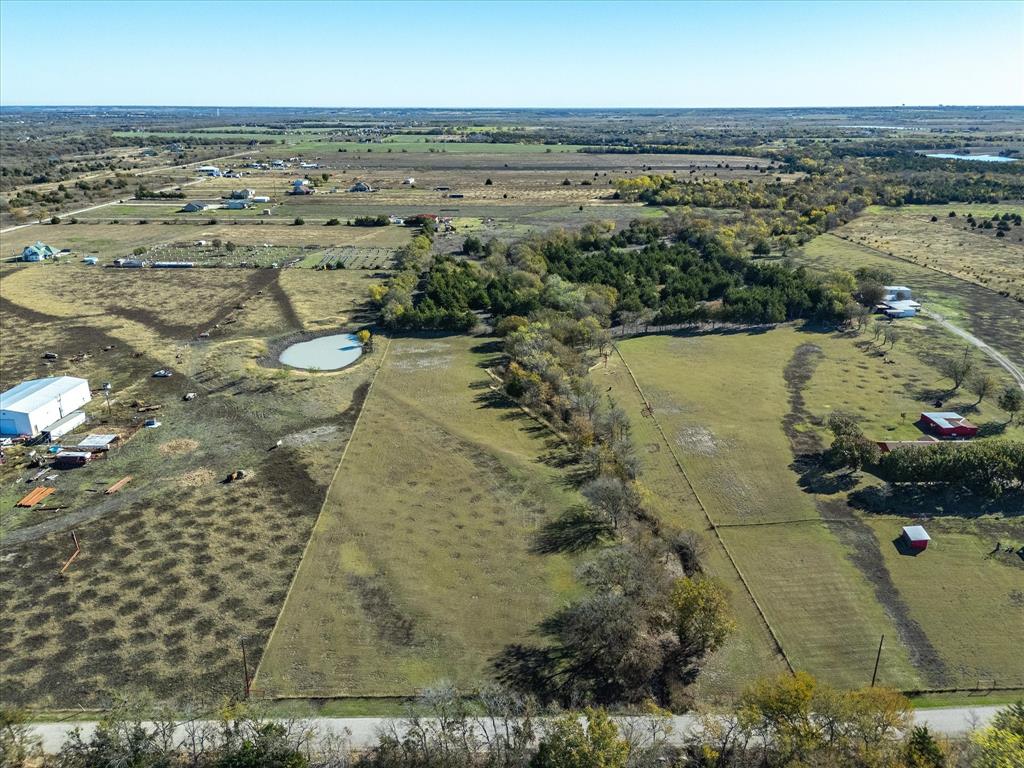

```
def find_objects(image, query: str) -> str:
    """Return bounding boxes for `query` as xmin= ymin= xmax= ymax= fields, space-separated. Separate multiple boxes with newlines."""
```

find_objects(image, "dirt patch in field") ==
xmin=676 ymin=425 xmax=724 ymax=456
xmin=279 ymin=424 xmax=340 ymax=449
xmin=176 ymin=468 xmax=216 ymax=487
xmin=159 ymin=438 xmax=200 ymax=456
xmin=820 ymin=500 xmax=950 ymax=687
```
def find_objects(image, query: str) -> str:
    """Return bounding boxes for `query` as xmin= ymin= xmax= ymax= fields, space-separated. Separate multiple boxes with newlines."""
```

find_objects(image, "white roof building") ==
xmin=0 ymin=376 xmax=91 ymax=437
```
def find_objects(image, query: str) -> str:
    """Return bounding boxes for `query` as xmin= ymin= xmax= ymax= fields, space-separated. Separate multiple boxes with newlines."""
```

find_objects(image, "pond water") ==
xmin=925 ymin=153 xmax=1018 ymax=163
xmin=279 ymin=333 xmax=363 ymax=370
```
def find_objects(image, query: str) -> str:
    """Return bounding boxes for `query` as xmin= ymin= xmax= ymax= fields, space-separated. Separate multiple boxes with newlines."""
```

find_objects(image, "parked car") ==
xmin=152 ymin=369 xmax=173 ymax=378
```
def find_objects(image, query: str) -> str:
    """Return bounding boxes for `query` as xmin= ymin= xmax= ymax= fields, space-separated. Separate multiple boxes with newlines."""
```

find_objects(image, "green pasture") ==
xmin=607 ymin=326 xmax=1022 ymax=691
xmin=254 ymin=334 xmax=582 ymax=697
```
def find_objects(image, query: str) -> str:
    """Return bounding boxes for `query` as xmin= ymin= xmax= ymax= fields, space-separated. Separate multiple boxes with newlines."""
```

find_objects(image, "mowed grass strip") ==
xmin=613 ymin=330 xmax=921 ymax=689
xmin=254 ymin=335 xmax=579 ymax=697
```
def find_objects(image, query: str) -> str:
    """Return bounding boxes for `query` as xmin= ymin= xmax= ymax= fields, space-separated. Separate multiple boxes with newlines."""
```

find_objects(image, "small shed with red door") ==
xmin=901 ymin=525 xmax=931 ymax=551
xmin=919 ymin=412 xmax=979 ymax=438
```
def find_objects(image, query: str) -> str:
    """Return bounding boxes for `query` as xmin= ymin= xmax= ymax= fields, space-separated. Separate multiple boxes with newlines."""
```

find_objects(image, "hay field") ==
xmin=606 ymin=327 xmax=1023 ymax=691
xmin=254 ymin=335 xmax=581 ymax=697
xmin=836 ymin=204 xmax=1024 ymax=300
xmin=0 ymin=262 xmax=382 ymax=707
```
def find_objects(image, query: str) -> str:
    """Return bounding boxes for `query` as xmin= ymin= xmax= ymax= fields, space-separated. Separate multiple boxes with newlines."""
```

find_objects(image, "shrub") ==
xmin=294 ymin=217 xmax=305 ymax=226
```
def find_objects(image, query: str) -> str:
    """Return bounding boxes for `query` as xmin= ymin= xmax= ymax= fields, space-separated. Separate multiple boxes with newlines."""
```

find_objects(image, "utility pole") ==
xmin=868 ymin=634 xmax=884 ymax=688
xmin=239 ymin=636 xmax=251 ymax=699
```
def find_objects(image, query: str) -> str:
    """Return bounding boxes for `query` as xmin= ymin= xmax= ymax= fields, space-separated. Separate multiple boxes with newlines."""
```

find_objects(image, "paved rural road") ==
xmin=25 ymin=707 xmax=1004 ymax=753
xmin=922 ymin=309 xmax=1024 ymax=393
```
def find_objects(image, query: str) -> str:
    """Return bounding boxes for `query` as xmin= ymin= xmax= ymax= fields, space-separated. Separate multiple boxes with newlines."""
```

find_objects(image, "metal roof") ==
xmin=902 ymin=525 xmax=930 ymax=542
xmin=0 ymin=377 xmax=89 ymax=414
xmin=921 ymin=412 xmax=975 ymax=430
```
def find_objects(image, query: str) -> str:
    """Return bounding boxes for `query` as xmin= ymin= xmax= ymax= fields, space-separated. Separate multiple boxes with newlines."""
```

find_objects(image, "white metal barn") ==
xmin=0 ymin=376 xmax=92 ymax=438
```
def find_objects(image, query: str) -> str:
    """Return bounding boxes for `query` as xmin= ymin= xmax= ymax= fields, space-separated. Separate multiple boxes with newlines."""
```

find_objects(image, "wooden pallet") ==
xmin=16 ymin=486 xmax=55 ymax=507
xmin=104 ymin=476 xmax=132 ymax=495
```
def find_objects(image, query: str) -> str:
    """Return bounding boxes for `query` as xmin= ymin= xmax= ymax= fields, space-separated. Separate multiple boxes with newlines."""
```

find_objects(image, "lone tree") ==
xmin=670 ymin=577 xmax=735 ymax=658
xmin=968 ymin=373 xmax=996 ymax=405
xmin=941 ymin=347 xmax=975 ymax=391
xmin=998 ymin=386 xmax=1023 ymax=423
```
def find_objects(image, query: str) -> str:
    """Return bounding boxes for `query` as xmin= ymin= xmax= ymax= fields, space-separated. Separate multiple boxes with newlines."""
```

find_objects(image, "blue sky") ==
xmin=1 ymin=1 xmax=1021 ymax=107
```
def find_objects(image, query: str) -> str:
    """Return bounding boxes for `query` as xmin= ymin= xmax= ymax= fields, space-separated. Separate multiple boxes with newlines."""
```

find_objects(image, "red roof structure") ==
xmin=919 ymin=412 xmax=978 ymax=438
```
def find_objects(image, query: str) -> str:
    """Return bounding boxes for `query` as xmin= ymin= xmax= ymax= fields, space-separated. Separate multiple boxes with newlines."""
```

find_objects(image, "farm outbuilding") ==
xmin=0 ymin=376 xmax=92 ymax=438
xmin=920 ymin=411 xmax=979 ymax=438
xmin=901 ymin=525 xmax=931 ymax=551
xmin=349 ymin=181 xmax=373 ymax=192
xmin=21 ymin=241 xmax=56 ymax=262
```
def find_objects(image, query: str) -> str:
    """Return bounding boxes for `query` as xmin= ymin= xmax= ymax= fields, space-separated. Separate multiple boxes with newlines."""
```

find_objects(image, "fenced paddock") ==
xmin=316 ymin=247 xmax=395 ymax=270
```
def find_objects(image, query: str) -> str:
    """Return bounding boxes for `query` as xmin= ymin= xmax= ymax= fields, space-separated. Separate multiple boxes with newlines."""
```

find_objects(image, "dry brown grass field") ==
xmin=0 ymin=260 xmax=384 ymax=707
xmin=837 ymin=204 xmax=1024 ymax=301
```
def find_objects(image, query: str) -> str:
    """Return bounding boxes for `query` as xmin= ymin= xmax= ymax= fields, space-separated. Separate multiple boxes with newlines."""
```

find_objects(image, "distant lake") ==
xmin=925 ymin=153 xmax=1018 ymax=163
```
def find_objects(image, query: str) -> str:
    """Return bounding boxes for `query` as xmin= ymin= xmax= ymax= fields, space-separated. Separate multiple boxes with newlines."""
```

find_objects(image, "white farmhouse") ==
xmin=0 ymin=376 xmax=92 ymax=438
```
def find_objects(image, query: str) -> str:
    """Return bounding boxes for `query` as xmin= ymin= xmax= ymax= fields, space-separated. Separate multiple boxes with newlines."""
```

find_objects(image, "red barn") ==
xmin=901 ymin=525 xmax=930 ymax=551
xmin=919 ymin=412 xmax=979 ymax=438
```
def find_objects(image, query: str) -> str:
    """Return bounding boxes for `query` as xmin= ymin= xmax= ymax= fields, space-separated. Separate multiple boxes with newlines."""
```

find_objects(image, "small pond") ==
xmin=925 ymin=153 xmax=1018 ymax=163
xmin=279 ymin=333 xmax=363 ymax=370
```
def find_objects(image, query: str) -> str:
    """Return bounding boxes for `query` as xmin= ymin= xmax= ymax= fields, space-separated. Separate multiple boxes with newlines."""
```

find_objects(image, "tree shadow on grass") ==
xmin=977 ymin=420 xmax=1010 ymax=438
xmin=794 ymin=457 xmax=860 ymax=495
xmin=849 ymin=484 xmax=1024 ymax=519
xmin=531 ymin=507 xmax=614 ymax=555
xmin=469 ymin=338 xmax=504 ymax=369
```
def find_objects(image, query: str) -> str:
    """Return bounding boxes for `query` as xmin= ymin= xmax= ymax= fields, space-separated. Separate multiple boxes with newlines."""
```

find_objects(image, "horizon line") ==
xmin=3 ymin=103 xmax=1024 ymax=111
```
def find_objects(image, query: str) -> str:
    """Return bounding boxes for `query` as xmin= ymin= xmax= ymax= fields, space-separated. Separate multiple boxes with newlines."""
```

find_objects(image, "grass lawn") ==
xmin=254 ymin=334 xmax=581 ymax=697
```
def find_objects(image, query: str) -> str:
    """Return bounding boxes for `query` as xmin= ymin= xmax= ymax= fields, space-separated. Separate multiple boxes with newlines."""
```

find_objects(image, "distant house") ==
xmin=21 ymin=241 xmax=56 ymax=262
xmin=229 ymin=189 xmax=256 ymax=200
xmin=876 ymin=285 xmax=921 ymax=318
xmin=348 ymin=181 xmax=373 ymax=193
xmin=901 ymin=525 xmax=930 ymax=551
xmin=919 ymin=412 xmax=979 ymax=438
xmin=883 ymin=286 xmax=913 ymax=301
xmin=880 ymin=299 xmax=920 ymax=319
xmin=181 ymin=201 xmax=215 ymax=213
xmin=251 ymin=196 xmax=271 ymax=203
xmin=197 ymin=165 xmax=221 ymax=177
xmin=290 ymin=179 xmax=313 ymax=195
xmin=224 ymin=200 xmax=251 ymax=210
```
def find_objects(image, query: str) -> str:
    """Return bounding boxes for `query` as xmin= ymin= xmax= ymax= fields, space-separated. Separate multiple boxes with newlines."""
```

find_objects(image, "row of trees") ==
xmin=7 ymin=686 xmax=1020 ymax=767
xmin=826 ymin=411 xmax=1024 ymax=497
